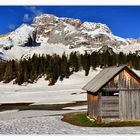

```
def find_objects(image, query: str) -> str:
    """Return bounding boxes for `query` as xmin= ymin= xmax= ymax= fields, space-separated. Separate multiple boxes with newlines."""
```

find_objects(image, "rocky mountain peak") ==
xmin=33 ymin=14 xmax=59 ymax=26
xmin=32 ymin=14 xmax=128 ymax=48
xmin=80 ymin=22 xmax=111 ymax=34
xmin=0 ymin=13 xmax=140 ymax=60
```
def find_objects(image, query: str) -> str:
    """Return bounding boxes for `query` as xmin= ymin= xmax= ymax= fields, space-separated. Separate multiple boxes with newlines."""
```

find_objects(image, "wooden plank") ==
xmin=126 ymin=91 xmax=129 ymax=120
xmin=119 ymin=91 xmax=123 ymax=120
xmin=131 ymin=91 xmax=135 ymax=120
xmin=122 ymin=91 xmax=126 ymax=120
xmin=102 ymin=88 xmax=140 ymax=91
xmin=127 ymin=91 xmax=132 ymax=120
xmin=138 ymin=92 xmax=140 ymax=119
xmin=129 ymin=91 xmax=131 ymax=119
xmin=102 ymin=96 xmax=119 ymax=100
xmin=135 ymin=91 xmax=140 ymax=120
xmin=101 ymin=95 xmax=119 ymax=118
xmin=102 ymin=112 xmax=119 ymax=116
xmin=135 ymin=92 xmax=138 ymax=120
xmin=120 ymin=91 xmax=127 ymax=120
xmin=102 ymin=107 xmax=119 ymax=111
xmin=98 ymin=92 xmax=102 ymax=116
xmin=138 ymin=91 xmax=140 ymax=119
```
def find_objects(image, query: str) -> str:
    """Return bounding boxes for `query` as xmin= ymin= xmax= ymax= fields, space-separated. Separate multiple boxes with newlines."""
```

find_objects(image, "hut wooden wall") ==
xmin=88 ymin=68 xmax=140 ymax=120
xmin=87 ymin=93 xmax=119 ymax=119
xmin=101 ymin=96 xmax=119 ymax=118
xmin=119 ymin=69 xmax=140 ymax=120
xmin=119 ymin=69 xmax=140 ymax=89
xmin=102 ymin=69 xmax=140 ymax=120
xmin=103 ymin=69 xmax=140 ymax=90
xmin=119 ymin=90 xmax=140 ymax=120
xmin=87 ymin=93 xmax=101 ymax=119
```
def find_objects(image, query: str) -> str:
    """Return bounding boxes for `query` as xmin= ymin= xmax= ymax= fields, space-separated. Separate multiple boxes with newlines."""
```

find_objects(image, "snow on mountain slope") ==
xmin=0 ymin=13 xmax=140 ymax=60
xmin=9 ymin=24 xmax=35 ymax=46
xmin=2 ymin=43 xmax=98 ymax=60
xmin=117 ymin=43 xmax=140 ymax=54
xmin=1 ymin=43 xmax=72 ymax=60
xmin=80 ymin=22 xmax=111 ymax=35
xmin=0 ymin=24 xmax=35 ymax=49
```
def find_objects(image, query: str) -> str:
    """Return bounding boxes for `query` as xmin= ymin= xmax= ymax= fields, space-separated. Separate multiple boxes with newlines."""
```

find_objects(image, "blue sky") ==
xmin=0 ymin=6 xmax=140 ymax=39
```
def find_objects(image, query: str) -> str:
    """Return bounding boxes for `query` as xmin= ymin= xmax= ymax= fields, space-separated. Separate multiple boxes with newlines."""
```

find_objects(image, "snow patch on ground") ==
xmin=63 ymin=105 xmax=87 ymax=110
xmin=0 ymin=68 xmax=101 ymax=104
xmin=0 ymin=111 xmax=139 ymax=134
xmin=0 ymin=110 xmax=18 ymax=114
xmin=0 ymin=67 xmax=139 ymax=104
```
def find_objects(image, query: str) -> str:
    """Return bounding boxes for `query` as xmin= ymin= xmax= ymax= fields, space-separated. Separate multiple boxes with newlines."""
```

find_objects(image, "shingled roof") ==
xmin=82 ymin=65 xmax=140 ymax=93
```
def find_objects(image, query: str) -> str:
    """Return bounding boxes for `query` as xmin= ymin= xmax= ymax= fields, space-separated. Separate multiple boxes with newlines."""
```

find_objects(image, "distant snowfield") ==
xmin=0 ymin=68 xmax=101 ymax=104
xmin=1 ymin=43 xmax=100 ymax=60
xmin=1 ymin=39 xmax=140 ymax=61
xmin=2 ymin=40 xmax=140 ymax=61
xmin=0 ymin=67 xmax=140 ymax=104
xmin=115 ymin=43 xmax=140 ymax=54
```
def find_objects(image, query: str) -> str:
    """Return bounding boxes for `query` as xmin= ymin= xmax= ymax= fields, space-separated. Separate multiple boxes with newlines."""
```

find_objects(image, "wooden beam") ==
xmin=102 ymin=88 xmax=140 ymax=91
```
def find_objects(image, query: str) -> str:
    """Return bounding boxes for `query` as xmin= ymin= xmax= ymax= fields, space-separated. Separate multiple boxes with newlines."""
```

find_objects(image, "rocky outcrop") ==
xmin=32 ymin=14 xmax=129 ymax=49
xmin=98 ymin=45 xmax=114 ymax=54
xmin=24 ymin=30 xmax=38 ymax=47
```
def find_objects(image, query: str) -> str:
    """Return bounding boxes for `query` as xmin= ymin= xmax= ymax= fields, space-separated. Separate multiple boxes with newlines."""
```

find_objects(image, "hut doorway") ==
xmin=101 ymin=90 xmax=119 ymax=119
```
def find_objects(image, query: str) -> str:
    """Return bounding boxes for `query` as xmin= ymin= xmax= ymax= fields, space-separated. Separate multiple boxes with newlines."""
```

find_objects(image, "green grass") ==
xmin=62 ymin=112 xmax=96 ymax=127
xmin=64 ymin=112 xmax=94 ymax=127
xmin=62 ymin=112 xmax=140 ymax=127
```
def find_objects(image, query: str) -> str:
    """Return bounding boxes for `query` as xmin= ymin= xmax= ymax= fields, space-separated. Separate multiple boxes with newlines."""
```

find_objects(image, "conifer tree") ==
xmin=0 ymin=62 xmax=6 ymax=81
xmin=16 ymin=61 xmax=24 ymax=85
xmin=3 ymin=60 xmax=16 ymax=83
xmin=69 ymin=52 xmax=79 ymax=72
xmin=82 ymin=52 xmax=90 ymax=76
xmin=1 ymin=50 xmax=140 ymax=85
xmin=90 ymin=52 xmax=98 ymax=69
xmin=60 ymin=53 xmax=69 ymax=80
xmin=23 ymin=60 xmax=30 ymax=82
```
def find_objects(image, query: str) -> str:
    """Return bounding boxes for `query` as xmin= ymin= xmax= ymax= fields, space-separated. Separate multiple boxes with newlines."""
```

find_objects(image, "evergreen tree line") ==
xmin=0 ymin=51 xmax=140 ymax=85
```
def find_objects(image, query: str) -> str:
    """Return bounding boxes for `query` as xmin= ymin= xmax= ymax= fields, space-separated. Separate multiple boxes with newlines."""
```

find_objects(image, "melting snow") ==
xmin=0 ymin=69 xmax=101 ymax=104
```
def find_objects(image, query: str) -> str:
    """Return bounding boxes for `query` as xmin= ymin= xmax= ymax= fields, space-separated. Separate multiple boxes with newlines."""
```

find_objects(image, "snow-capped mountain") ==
xmin=33 ymin=14 xmax=128 ymax=48
xmin=0 ymin=13 xmax=140 ymax=60
xmin=0 ymin=24 xmax=36 ymax=48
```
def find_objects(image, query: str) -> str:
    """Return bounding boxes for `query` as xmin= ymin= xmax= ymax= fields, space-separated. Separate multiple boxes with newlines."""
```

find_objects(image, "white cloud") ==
xmin=27 ymin=6 xmax=43 ymax=16
xmin=8 ymin=24 xmax=16 ymax=30
xmin=23 ymin=14 xmax=32 ymax=22
xmin=23 ymin=6 xmax=43 ymax=22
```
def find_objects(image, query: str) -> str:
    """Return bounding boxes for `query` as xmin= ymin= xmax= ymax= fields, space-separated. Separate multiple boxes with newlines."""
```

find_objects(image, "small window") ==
xmin=102 ymin=91 xmax=119 ymax=96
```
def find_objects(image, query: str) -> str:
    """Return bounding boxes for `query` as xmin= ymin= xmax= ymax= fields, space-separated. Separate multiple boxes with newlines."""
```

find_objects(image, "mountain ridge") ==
xmin=0 ymin=13 xmax=140 ymax=60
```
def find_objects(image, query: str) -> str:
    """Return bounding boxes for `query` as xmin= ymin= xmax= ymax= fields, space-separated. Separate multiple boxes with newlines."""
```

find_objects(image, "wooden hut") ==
xmin=82 ymin=66 xmax=140 ymax=121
